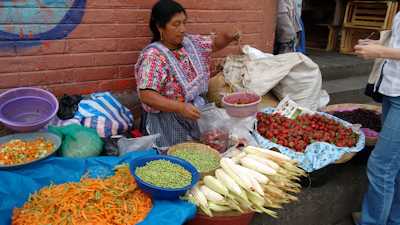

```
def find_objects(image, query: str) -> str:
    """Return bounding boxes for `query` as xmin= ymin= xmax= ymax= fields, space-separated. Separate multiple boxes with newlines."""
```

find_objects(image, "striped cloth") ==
xmin=379 ymin=12 xmax=400 ymax=97
xmin=74 ymin=92 xmax=134 ymax=138
xmin=145 ymin=112 xmax=200 ymax=149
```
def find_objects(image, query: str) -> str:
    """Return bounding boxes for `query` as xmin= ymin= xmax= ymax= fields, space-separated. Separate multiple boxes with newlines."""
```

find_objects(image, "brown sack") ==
xmin=207 ymin=73 xmax=233 ymax=107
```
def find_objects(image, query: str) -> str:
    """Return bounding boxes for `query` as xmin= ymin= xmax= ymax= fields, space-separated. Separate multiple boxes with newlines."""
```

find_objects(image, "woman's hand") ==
xmin=231 ymin=30 xmax=242 ymax=43
xmin=178 ymin=103 xmax=201 ymax=120
xmin=354 ymin=43 xmax=386 ymax=60
xmin=212 ymin=28 xmax=243 ymax=53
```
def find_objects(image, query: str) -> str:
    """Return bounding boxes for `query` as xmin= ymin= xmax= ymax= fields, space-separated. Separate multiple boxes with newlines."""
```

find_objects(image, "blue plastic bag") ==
xmin=0 ymin=150 xmax=196 ymax=225
xmin=74 ymin=92 xmax=134 ymax=138
xmin=253 ymin=108 xmax=366 ymax=172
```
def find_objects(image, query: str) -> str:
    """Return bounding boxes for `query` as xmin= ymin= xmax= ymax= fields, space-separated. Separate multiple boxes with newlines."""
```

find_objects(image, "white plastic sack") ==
xmin=242 ymin=45 xmax=273 ymax=60
xmin=223 ymin=46 xmax=329 ymax=111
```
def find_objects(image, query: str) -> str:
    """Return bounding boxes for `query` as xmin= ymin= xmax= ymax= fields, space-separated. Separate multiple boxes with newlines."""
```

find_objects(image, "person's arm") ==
xmin=380 ymin=47 xmax=400 ymax=60
xmin=139 ymin=90 xmax=200 ymax=120
xmin=212 ymin=31 xmax=241 ymax=52
xmin=354 ymin=44 xmax=400 ymax=60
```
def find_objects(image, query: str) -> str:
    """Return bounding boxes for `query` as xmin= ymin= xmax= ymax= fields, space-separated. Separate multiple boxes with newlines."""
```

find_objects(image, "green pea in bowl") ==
xmin=129 ymin=155 xmax=200 ymax=200
xmin=168 ymin=142 xmax=221 ymax=178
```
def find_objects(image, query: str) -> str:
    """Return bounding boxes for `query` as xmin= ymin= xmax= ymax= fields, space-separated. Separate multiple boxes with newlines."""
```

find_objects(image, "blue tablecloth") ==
xmin=0 ymin=150 xmax=196 ymax=225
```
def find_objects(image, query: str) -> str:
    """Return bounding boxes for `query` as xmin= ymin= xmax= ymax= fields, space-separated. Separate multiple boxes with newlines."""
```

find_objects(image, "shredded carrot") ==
xmin=12 ymin=165 xmax=153 ymax=225
xmin=0 ymin=138 xmax=54 ymax=166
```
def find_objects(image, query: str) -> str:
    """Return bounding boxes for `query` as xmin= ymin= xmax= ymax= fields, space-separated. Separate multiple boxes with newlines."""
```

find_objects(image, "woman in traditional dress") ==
xmin=135 ymin=0 xmax=241 ymax=148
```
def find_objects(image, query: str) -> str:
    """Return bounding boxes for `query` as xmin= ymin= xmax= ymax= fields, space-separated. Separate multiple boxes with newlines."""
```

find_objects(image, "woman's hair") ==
xmin=150 ymin=0 xmax=186 ymax=42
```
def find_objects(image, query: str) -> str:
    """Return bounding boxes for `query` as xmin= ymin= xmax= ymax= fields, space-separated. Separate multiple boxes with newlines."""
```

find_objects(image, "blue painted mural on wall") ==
xmin=0 ymin=0 xmax=86 ymax=48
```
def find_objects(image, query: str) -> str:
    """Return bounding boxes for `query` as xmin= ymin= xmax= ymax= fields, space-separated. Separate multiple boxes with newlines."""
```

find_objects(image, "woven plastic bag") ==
xmin=74 ymin=92 xmax=134 ymax=138
xmin=49 ymin=124 xmax=103 ymax=158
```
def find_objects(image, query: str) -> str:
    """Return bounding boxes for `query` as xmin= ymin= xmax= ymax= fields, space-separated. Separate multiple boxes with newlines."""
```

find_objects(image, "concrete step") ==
xmin=328 ymin=89 xmax=376 ymax=105
xmin=308 ymin=50 xmax=374 ymax=81
xmin=308 ymin=49 xmax=376 ymax=106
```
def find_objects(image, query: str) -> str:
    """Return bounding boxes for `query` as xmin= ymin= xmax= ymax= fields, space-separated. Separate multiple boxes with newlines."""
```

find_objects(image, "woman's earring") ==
xmin=160 ymin=31 xmax=164 ymax=41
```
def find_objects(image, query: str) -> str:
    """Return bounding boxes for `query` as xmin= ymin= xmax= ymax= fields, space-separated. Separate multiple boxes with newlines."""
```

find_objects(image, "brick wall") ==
xmin=0 ymin=0 xmax=277 ymax=96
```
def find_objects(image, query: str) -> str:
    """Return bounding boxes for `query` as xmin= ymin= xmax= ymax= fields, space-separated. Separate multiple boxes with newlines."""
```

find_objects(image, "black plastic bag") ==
xmin=57 ymin=95 xmax=83 ymax=120
xmin=102 ymin=136 xmax=122 ymax=156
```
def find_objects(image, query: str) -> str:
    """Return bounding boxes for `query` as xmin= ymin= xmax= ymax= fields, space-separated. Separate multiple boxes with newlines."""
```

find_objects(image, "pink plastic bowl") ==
xmin=222 ymin=92 xmax=261 ymax=118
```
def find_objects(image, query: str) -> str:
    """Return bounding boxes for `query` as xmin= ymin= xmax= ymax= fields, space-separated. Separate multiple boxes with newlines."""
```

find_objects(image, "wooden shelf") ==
xmin=340 ymin=28 xmax=381 ymax=54
xmin=343 ymin=1 xmax=398 ymax=30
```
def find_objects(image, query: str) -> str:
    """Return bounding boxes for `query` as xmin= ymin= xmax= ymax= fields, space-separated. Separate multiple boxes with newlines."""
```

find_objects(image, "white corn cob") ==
xmin=235 ymin=165 xmax=265 ymax=196
xmin=220 ymin=158 xmax=253 ymax=191
xmin=247 ymin=154 xmax=281 ymax=171
xmin=240 ymin=157 xmax=277 ymax=176
xmin=244 ymin=146 xmax=293 ymax=162
xmin=200 ymin=185 xmax=224 ymax=203
xmin=203 ymin=175 xmax=230 ymax=196
xmin=215 ymin=169 xmax=242 ymax=196
xmin=208 ymin=202 xmax=232 ymax=212
xmin=239 ymin=166 xmax=270 ymax=185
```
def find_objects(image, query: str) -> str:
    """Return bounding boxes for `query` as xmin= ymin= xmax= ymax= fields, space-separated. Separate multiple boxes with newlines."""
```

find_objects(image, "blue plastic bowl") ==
xmin=130 ymin=155 xmax=200 ymax=200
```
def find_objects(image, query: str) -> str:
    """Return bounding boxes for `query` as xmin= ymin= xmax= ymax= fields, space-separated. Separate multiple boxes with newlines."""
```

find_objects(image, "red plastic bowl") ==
xmin=186 ymin=211 xmax=255 ymax=225
xmin=222 ymin=92 xmax=261 ymax=118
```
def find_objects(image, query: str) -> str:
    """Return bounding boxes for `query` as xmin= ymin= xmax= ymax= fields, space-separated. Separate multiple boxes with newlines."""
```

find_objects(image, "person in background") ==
xmin=274 ymin=0 xmax=303 ymax=54
xmin=352 ymin=12 xmax=400 ymax=225
xmin=135 ymin=0 xmax=241 ymax=149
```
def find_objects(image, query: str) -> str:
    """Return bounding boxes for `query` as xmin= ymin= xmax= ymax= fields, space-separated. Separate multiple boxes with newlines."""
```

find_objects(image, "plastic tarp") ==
xmin=0 ymin=150 xmax=196 ymax=225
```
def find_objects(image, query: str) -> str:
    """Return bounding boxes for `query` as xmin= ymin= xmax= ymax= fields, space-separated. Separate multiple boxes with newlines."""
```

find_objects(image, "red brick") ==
xmin=114 ymin=24 xmax=150 ymax=38
xmin=99 ymin=78 xmax=136 ymax=91
xmin=118 ymin=65 xmax=135 ymax=78
xmin=0 ymin=70 xmax=75 ymax=88
xmin=86 ymin=25 xmax=118 ymax=38
xmin=82 ymin=9 xmax=115 ymax=24
xmin=178 ymin=0 xmax=259 ymax=10
xmin=0 ymin=58 xmax=22 ymax=73
xmin=66 ymin=39 xmax=117 ymax=53
xmin=15 ymin=54 xmax=95 ymax=72
xmin=47 ymin=82 xmax=100 ymax=96
xmin=69 ymin=24 xmax=151 ymax=39
xmin=40 ymin=40 xmax=67 ymax=55
xmin=188 ymin=10 xmax=263 ymax=23
xmin=47 ymin=78 xmax=136 ymax=96
xmin=0 ymin=0 xmax=277 ymax=95
xmin=116 ymin=38 xmax=150 ymax=51
xmin=94 ymin=52 xmax=138 ymax=66
xmin=16 ymin=40 xmax=66 ymax=56
xmin=112 ymin=9 xmax=150 ymax=24
xmin=87 ymin=0 xmax=156 ymax=9
xmin=0 ymin=43 xmax=16 ymax=57
xmin=0 ymin=73 xmax=23 ymax=88
xmin=67 ymin=25 xmax=93 ymax=39
xmin=73 ymin=66 xmax=119 ymax=82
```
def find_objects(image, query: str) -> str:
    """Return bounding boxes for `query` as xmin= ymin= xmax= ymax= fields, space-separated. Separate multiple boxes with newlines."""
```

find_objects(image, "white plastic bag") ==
xmin=118 ymin=134 xmax=160 ymax=156
xmin=242 ymin=45 xmax=273 ymax=60
xmin=272 ymin=53 xmax=324 ymax=110
xmin=198 ymin=104 xmax=231 ymax=153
